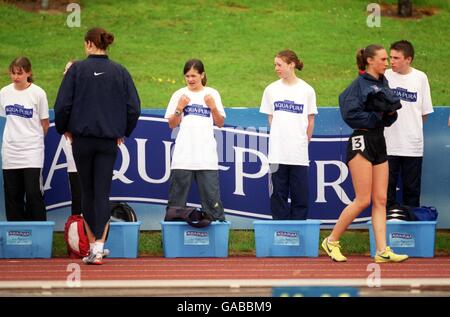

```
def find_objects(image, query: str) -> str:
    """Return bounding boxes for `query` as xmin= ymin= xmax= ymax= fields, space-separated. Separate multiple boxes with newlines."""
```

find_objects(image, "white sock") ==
xmin=89 ymin=243 xmax=95 ymax=253
xmin=93 ymin=242 xmax=104 ymax=255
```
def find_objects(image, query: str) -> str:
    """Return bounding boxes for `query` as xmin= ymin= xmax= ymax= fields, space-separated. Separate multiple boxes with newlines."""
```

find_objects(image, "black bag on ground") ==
xmin=110 ymin=202 xmax=137 ymax=222
xmin=164 ymin=206 xmax=212 ymax=228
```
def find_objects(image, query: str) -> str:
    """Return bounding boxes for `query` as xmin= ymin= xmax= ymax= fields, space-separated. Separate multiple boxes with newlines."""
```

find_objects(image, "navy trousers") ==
xmin=72 ymin=136 xmax=118 ymax=240
xmin=270 ymin=164 xmax=309 ymax=220
xmin=3 ymin=168 xmax=46 ymax=221
xmin=387 ymin=155 xmax=423 ymax=209
xmin=68 ymin=172 xmax=82 ymax=215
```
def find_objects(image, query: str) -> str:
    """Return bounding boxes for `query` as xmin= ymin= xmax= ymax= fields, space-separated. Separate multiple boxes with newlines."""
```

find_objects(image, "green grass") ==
xmin=52 ymin=229 xmax=450 ymax=257
xmin=0 ymin=0 xmax=449 ymax=108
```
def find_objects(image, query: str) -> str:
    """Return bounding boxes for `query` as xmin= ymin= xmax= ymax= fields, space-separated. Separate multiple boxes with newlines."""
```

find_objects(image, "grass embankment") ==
xmin=0 ymin=0 xmax=449 ymax=107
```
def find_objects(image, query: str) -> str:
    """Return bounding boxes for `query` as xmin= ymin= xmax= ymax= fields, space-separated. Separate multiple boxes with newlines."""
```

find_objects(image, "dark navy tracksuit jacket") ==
xmin=339 ymin=72 xmax=399 ymax=130
xmin=54 ymin=54 xmax=141 ymax=138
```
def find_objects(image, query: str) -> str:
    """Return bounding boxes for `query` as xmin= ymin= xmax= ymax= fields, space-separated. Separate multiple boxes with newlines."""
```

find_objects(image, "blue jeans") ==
xmin=168 ymin=169 xmax=225 ymax=221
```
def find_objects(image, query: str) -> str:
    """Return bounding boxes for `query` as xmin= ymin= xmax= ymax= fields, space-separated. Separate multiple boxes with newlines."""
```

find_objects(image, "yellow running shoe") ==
xmin=374 ymin=247 xmax=408 ymax=263
xmin=321 ymin=237 xmax=347 ymax=262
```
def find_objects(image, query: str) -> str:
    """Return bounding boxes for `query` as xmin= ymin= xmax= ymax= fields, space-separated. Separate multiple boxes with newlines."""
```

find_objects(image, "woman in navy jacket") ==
xmin=321 ymin=44 xmax=408 ymax=263
xmin=54 ymin=27 xmax=141 ymax=265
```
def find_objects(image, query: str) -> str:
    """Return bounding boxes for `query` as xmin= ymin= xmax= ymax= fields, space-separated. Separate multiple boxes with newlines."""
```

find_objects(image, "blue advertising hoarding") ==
xmin=0 ymin=107 xmax=449 ymax=230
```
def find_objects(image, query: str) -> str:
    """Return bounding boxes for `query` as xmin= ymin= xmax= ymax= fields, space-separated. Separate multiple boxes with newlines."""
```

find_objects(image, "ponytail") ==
xmin=85 ymin=27 xmax=114 ymax=50
xmin=355 ymin=44 xmax=384 ymax=71
xmin=276 ymin=50 xmax=304 ymax=71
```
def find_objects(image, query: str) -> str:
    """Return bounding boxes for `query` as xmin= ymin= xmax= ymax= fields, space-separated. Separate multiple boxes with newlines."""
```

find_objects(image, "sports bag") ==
xmin=413 ymin=206 xmax=438 ymax=221
xmin=64 ymin=215 xmax=90 ymax=259
xmin=164 ymin=206 xmax=212 ymax=228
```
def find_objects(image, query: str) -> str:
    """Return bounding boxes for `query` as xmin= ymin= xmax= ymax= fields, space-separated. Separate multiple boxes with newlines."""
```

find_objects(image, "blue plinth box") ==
xmin=161 ymin=221 xmax=231 ymax=258
xmin=368 ymin=220 xmax=436 ymax=257
xmin=104 ymin=221 xmax=141 ymax=258
xmin=0 ymin=221 xmax=55 ymax=258
xmin=253 ymin=220 xmax=321 ymax=257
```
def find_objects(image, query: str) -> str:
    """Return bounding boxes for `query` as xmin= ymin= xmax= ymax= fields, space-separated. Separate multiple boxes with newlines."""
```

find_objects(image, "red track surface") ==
xmin=1 ymin=256 xmax=449 ymax=281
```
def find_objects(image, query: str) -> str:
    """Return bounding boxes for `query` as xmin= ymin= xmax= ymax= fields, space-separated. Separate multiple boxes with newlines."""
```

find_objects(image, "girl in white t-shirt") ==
xmin=260 ymin=50 xmax=317 ymax=220
xmin=0 ymin=57 xmax=49 ymax=221
xmin=165 ymin=59 xmax=226 ymax=221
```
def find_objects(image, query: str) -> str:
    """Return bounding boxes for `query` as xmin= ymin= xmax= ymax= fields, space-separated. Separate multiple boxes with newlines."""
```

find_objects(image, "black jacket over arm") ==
xmin=339 ymin=72 xmax=399 ymax=130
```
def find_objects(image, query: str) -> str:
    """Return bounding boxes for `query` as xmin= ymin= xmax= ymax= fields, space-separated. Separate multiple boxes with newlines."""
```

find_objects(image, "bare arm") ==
xmin=210 ymin=108 xmax=224 ymax=128
xmin=422 ymin=114 xmax=428 ymax=123
xmin=168 ymin=112 xmax=182 ymax=129
xmin=168 ymin=94 xmax=190 ymax=129
xmin=268 ymin=114 xmax=273 ymax=127
xmin=205 ymin=94 xmax=224 ymax=128
xmin=64 ymin=132 xmax=73 ymax=143
xmin=41 ymin=119 xmax=49 ymax=136
xmin=307 ymin=114 xmax=315 ymax=142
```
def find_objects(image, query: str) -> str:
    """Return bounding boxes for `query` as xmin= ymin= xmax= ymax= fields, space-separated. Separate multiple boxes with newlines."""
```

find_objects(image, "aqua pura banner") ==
xmin=42 ymin=113 xmax=371 ymax=224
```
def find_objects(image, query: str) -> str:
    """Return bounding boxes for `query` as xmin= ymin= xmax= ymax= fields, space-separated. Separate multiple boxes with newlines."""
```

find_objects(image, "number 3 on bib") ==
xmin=352 ymin=135 xmax=365 ymax=152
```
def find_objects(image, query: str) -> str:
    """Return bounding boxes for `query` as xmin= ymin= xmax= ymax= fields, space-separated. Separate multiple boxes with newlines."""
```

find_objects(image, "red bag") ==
xmin=64 ymin=215 xmax=90 ymax=259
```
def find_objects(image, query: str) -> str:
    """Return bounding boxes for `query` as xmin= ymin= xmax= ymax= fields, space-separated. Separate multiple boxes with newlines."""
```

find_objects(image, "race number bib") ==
xmin=352 ymin=135 xmax=365 ymax=152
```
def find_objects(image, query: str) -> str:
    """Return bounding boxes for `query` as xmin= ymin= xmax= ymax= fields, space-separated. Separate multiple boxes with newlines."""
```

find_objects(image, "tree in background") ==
xmin=398 ymin=0 xmax=413 ymax=17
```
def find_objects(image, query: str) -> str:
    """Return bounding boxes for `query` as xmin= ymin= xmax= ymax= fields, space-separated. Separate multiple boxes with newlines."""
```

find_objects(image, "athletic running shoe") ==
xmin=86 ymin=248 xmax=109 ymax=257
xmin=374 ymin=247 xmax=408 ymax=263
xmin=321 ymin=237 xmax=347 ymax=262
xmin=82 ymin=252 xmax=103 ymax=265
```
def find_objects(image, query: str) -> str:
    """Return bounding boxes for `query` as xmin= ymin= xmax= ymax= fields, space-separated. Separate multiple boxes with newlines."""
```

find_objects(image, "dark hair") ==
xmin=276 ymin=50 xmax=304 ymax=71
xmin=84 ymin=27 xmax=114 ymax=50
xmin=9 ymin=57 xmax=33 ymax=83
xmin=356 ymin=44 xmax=385 ymax=71
xmin=390 ymin=40 xmax=414 ymax=61
xmin=183 ymin=59 xmax=207 ymax=86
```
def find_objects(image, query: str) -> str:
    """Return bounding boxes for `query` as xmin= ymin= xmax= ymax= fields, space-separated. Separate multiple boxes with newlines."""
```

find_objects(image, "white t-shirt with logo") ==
xmin=384 ymin=68 xmax=433 ymax=157
xmin=165 ymin=86 xmax=226 ymax=170
xmin=260 ymin=79 xmax=318 ymax=166
xmin=0 ymin=83 xmax=49 ymax=169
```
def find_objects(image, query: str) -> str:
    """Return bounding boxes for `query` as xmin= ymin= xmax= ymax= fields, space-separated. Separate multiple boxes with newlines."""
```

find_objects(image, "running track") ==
xmin=1 ymin=256 xmax=450 ymax=296
xmin=1 ymin=256 xmax=450 ymax=281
